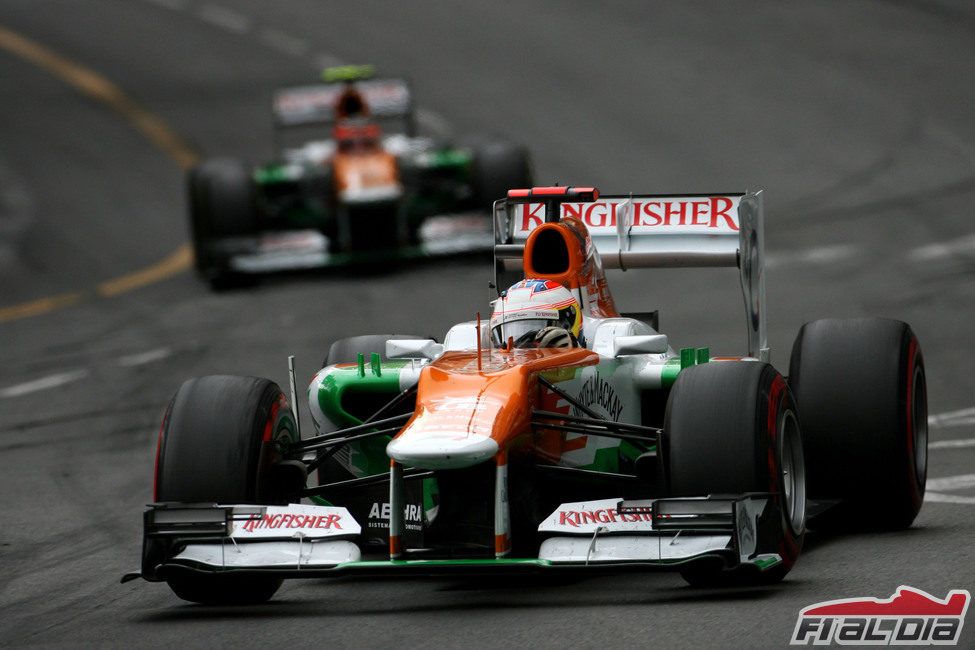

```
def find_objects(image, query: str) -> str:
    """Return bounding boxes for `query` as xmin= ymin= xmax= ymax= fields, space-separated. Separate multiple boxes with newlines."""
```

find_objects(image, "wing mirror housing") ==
xmin=386 ymin=339 xmax=444 ymax=360
xmin=612 ymin=334 xmax=670 ymax=356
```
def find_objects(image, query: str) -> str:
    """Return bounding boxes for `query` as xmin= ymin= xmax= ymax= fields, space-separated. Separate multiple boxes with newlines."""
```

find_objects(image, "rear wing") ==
xmin=271 ymin=77 xmax=414 ymax=129
xmin=493 ymin=189 xmax=767 ymax=360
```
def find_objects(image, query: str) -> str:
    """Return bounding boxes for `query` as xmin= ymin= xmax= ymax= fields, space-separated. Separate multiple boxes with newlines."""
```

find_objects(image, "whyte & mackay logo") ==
xmin=791 ymin=585 xmax=970 ymax=646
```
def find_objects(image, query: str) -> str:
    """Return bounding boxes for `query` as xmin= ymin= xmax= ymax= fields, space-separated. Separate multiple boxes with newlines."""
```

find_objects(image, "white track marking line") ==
xmin=117 ymin=347 xmax=172 ymax=367
xmin=259 ymin=28 xmax=309 ymax=57
xmin=147 ymin=0 xmax=455 ymax=141
xmin=923 ymin=475 xmax=975 ymax=505
xmin=197 ymin=4 xmax=252 ymax=34
xmin=766 ymin=244 xmax=859 ymax=269
xmin=932 ymin=406 xmax=975 ymax=420
xmin=909 ymin=233 xmax=975 ymax=262
xmin=0 ymin=369 xmax=89 ymax=398
xmin=936 ymin=417 xmax=975 ymax=428
xmin=180 ymin=3 xmax=455 ymax=140
xmin=929 ymin=407 xmax=975 ymax=429
xmin=924 ymin=492 xmax=975 ymax=505
xmin=142 ymin=0 xmax=186 ymax=10
xmin=0 ymin=346 xmax=173 ymax=398
xmin=801 ymin=244 xmax=860 ymax=264
xmin=925 ymin=474 xmax=975 ymax=492
xmin=930 ymin=438 xmax=975 ymax=449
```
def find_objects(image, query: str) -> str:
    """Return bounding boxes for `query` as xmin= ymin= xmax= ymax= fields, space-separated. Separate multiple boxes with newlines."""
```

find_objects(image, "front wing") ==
xmin=127 ymin=494 xmax=785 ymax=583
xmin=210 ymin=213 xmax=492 ymax=275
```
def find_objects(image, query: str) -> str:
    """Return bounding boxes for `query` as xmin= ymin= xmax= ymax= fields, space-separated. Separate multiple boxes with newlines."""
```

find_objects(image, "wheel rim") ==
xmin=912 ymin=364 xmax=928 ymax=486
xmin=780 ymin=409 xmax=806 ymax=535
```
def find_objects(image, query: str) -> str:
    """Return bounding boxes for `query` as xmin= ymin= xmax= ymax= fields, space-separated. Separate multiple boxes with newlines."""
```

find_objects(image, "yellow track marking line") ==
xmin=0 ymin=292 xmax=86 ymax=323
xmin=97 ymin=243 xmax=194 ymax=297
xmin=0 ymin=25 xmax=199 ymax=322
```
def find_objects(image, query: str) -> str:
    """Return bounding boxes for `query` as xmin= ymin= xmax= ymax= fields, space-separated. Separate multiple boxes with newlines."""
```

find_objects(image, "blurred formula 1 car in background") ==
xmin=130 ymin=186 xmax=927 ymax=604
xmin=188 ymin=65 xmax=533 ymax=287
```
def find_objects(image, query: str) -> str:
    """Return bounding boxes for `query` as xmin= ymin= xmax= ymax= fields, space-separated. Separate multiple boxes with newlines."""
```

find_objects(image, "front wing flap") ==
xmin=536 ymin=494 xmax=783 ymax=571
xmin=138 ymin=502 xmax=361 ymax=581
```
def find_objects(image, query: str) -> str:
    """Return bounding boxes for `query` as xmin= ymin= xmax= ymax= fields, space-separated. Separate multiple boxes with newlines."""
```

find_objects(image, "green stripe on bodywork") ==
xmin=316 ymin=363 xmax=407 ymax=427
xmin=590 ymin=446 xmax=619 ymax=472
xmin=661 ymin=357 xmax=683 ymax=388
xmin=254 ymin=164 xmax=294 ymax=184
xmin=426 ymin=148 xmax=471 ymax=168
xmin=753 ymin=555 xmax=781 ymax=569
xmin=423 ymin=478 xmax=439 ymax=519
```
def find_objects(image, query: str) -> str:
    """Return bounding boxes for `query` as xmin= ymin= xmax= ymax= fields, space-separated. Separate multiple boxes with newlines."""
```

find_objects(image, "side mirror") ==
xmin=612 ymin=334 xmax=669 ymax=356
xmin=386 ymin=338 xmax=444 ymax=360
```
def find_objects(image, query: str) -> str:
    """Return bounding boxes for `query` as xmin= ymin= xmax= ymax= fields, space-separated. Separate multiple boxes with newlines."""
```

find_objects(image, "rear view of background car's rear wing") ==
xmin=272 ymin=77 xmax=414 ymax=129
xmin=493 ymin=188 xmax=767 ymax=360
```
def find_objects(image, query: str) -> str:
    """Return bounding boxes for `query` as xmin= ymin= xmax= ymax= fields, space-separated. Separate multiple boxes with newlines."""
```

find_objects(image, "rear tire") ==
xmin=155 ymin=375 xmax=297 ymax=604
xmin=789 ymin=318 xmax=927 ymax=530
xmin=662 ymin=361 xmax=805 ymax=586
xmin=187 ymin=158 xmax=259 ymax=289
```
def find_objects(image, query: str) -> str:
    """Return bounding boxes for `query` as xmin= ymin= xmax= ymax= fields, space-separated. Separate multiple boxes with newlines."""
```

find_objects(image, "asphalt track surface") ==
xmin=1 ymin=1 xmax=974 ymax=647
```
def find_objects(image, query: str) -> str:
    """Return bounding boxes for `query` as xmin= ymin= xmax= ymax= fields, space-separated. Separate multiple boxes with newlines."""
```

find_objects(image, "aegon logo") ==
xmin=518 ymin=198 xmax=738 ymax=232
xmin=791 ymin=586 xmax=970 ymax=646
xmin=368 ymin=502 xmax=424 ymax=523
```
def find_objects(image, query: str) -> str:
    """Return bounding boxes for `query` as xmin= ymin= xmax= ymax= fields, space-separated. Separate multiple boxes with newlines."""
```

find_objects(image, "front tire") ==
xmin=155 ymin=375 xmax=297 ymax=604
xmin=789 ymin=318 xmax=927 ymax=530
xmin=663 ymin=361 xmax=806 ymax=586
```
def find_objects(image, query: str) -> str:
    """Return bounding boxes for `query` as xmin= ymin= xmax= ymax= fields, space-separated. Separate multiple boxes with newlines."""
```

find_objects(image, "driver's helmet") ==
xmin=490 ymin=279 xmax=584 ymax=348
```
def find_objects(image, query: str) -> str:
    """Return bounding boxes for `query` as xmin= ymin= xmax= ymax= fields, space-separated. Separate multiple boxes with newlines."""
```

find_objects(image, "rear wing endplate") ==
xmin=493 ymin=191 xmax=767 ymax=360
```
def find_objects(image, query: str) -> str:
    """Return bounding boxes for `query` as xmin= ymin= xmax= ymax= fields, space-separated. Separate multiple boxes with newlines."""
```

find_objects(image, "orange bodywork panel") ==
xmin=332 ymin=150 xmax=399 ymax=194
xmin=386 ymin=347 xmax=598 ymax=470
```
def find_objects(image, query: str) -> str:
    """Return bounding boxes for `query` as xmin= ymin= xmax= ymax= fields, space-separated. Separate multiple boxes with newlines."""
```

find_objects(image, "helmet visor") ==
xmin=491 ymin=318 xmax=556 ymax=348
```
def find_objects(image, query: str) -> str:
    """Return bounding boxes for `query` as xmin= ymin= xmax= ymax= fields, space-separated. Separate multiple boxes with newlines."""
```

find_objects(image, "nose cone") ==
xmin=386 ymin=432 xmax=499 ymax=470
xmin=387 ymin=348 xmax=599 ymax=471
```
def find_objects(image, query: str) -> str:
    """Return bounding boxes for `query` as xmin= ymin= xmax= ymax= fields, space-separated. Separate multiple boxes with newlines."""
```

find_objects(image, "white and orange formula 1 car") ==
xmin=125 ymin=186 xmax=928 ymax=604
xmin=188 ymin=65 xmax=532 ymax=288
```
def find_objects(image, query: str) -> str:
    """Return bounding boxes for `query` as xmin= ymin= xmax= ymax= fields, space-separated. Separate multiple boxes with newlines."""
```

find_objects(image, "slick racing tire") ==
xmin=187 ymin=158 xmax=259 ymax=289
xmin=470 ymin=140 xmax=533 ymax=206
xmin=155 ymin=375 xmax=298 ymax=605
xmin=324 ymin=333 xmax=426 ymax=366
xmin=789 ymin=318 xmax=927 ymax=531
xmin=662 ymin=361 xmax=806 ymax=587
